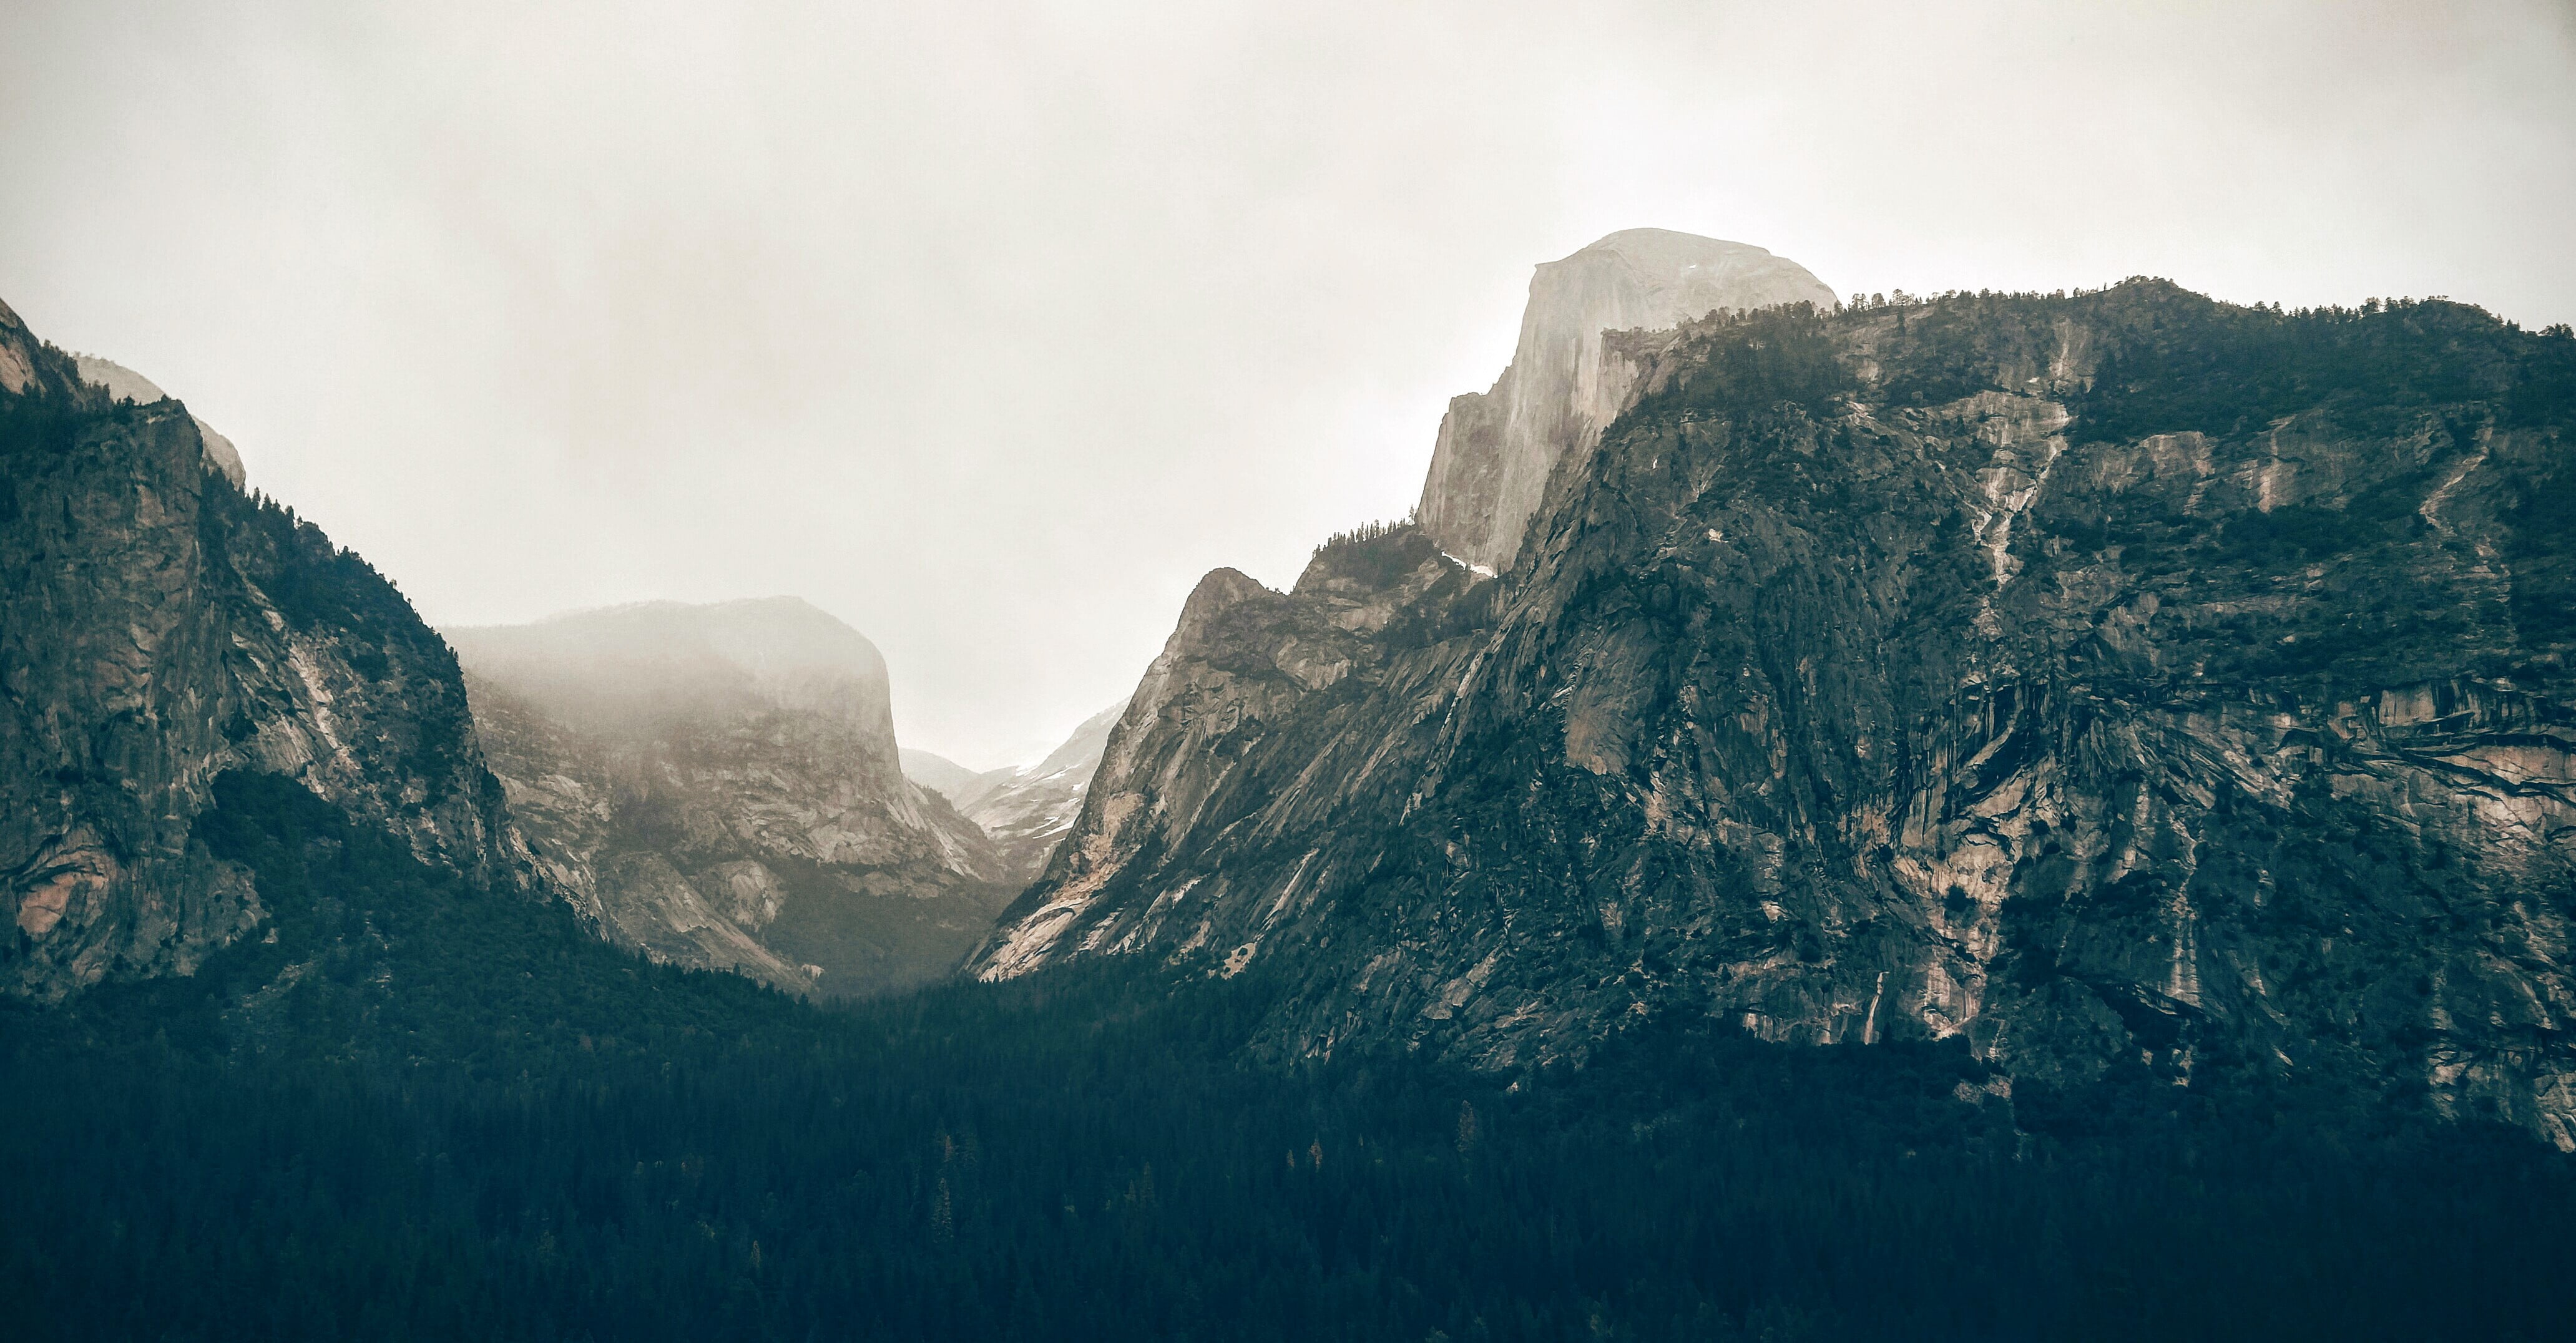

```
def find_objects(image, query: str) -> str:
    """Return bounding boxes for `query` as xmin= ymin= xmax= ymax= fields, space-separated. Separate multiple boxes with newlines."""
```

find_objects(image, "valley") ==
xmin=6 ymin=228 xmax=2575 ymax=1339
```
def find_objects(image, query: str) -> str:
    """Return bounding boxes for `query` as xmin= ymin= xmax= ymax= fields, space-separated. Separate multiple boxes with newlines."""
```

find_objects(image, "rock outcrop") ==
xmin=972 ymin=277 xmax=2576 ymax=1145
xmin=71 ymin=353 xmax=247 ymax=487
xmin=1416 ymin=229 xmax=1836 ymax=573
xmin=2 ymin=296 xmax=537 ymax=1000
xmin=449 ymin=600 xmax=1012 ymax=996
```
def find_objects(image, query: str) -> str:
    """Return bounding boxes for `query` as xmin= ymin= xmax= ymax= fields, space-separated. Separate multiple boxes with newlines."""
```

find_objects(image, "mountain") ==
xmin=1416 ymin=229 xmax=1836 ymax=573
xmin=956 ymin=703 xmax=1125 ymax=884
xmin=10 ymin=284 xmax=2575 ymax=1343
xmin=901 ymin=747 xmax=1014 ymax=809
xmin=70 ymin=353 xmax=247 ymax=487
xmin=1 ymin=296 xmax=539 ymax=1000
xmin=971 ymin=273 xmax=2576 ymax=1145
xmin=448 ymin=599 xmax=1012 ymax=996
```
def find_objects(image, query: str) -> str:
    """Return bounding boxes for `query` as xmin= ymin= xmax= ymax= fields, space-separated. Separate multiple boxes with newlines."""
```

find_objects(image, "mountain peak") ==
xmin=471 ymin=597 xmax=888 ymax=681
xmin=1416 ymin=229 xmax=1834 ymax=572
xmin=1566 ymin=228 xmax=1784 ymax=269
xmin=68 ymin=353 xmax=248 ymax=487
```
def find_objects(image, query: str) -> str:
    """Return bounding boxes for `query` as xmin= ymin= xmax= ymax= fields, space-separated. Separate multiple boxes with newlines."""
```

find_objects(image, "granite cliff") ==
xmin=449 ymin=600 xmax=1011 ymax=996
xmin=1 ymin=296 xmax=538 ymax=1000
xmin=1416 ymin=229 xmax=1836 ymax=573
xmin=973 ymin=276 xmax=2576 ymax=1145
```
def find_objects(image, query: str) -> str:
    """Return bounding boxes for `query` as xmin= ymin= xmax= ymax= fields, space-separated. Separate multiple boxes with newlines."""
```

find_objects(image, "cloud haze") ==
xmin=4 ymin=0 xmax=2570 ymax=764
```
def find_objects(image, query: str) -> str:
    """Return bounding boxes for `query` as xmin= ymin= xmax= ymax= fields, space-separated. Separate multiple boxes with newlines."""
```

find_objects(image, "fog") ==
xmin=4 ymin=1 xmax=2570 ymax=765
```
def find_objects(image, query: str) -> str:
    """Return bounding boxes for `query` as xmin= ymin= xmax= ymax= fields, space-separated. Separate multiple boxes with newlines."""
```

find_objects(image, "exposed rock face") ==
xmin=449 ymin=600 xmax=1012 ymax=996
xmin=953 ymin=703 xmax=1126 ymax=885
xmin=71 ymin=353 xmax=247 ymax=487
xmin=1416 ymin=229 xmax=1836 ymax=573
xmin=973 ymin=280 xmax=2576 ymax=1146
xmin=2 ymin=297 xmax=537 ymax=1000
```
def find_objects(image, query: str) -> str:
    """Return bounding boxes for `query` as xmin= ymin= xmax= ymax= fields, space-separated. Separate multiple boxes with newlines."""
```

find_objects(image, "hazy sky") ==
xmin=5 ymin=2 xmax=2572 ymax=765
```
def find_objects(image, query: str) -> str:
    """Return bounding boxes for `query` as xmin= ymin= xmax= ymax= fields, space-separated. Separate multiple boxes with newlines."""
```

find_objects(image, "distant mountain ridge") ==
xmin=903 ymin=706 xmax=1126 ymax=886
xmin=449 ymin=598 xmax=1010 ymax=996
xmin=900 ymin=748 xmax=1012 ymax=810
xmin=954 ymin=704 xmax=1125 ymax=884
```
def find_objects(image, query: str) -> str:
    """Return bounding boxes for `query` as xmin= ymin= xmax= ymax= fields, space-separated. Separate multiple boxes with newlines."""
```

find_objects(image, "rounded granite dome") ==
xmin=446 ymin=597 xmax=893 ymax=736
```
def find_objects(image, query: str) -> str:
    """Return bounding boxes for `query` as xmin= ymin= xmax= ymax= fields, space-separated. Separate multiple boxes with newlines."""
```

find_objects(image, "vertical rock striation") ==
xmin=1416 ymin=229 xmax=1836 ymax=573
xmin=974 ymin=275 xmax=2576 ymax=1145
xmin=2 ymin=296 xmax=537 ymax=1000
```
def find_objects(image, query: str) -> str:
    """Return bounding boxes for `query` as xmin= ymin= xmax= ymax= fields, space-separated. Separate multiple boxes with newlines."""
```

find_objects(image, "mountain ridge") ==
xmin=954 ymin=702 xmax=1127 ymax=884
xmin=972 ymin=275 xmax=2576 ymax=1145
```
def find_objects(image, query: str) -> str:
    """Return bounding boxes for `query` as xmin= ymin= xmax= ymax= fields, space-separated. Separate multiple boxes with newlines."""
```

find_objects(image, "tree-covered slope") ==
xmin=1 ymin=296 xmax=540 ymax=1001
xmin=4 ymin=767 xmax=2572 ymax=1342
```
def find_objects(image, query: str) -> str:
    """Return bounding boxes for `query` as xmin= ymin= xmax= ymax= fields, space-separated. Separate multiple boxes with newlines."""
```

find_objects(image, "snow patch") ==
xmin=1438 ymin=550 xmax=1497 ymax=579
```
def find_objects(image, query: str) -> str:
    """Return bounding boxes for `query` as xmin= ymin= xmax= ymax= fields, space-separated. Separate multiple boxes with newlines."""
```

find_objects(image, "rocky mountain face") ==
xmin=1416 ymin=229 xmax=1836 ymax=574
xmin=972 ymin=278 xmax=2576 ymax=1146
xmin=449 ymin=600 xmax=1012 ymax=996
xmin=2 ymin=296 xmax=538 ymax=1000
xmin=71 ymin=354 xmax=247 ymax=488
xmin=948 ymin=704 xmax=1125 ymax=885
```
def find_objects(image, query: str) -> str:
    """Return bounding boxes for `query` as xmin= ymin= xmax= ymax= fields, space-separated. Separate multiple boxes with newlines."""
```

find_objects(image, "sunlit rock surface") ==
xmin=450 ymin=599 xmax=1012 ymax=996
xmin=1416 ymin=229 xmax=1836 ymax=573
xmin=975 ymin=279 xmax=2576 ymax=1146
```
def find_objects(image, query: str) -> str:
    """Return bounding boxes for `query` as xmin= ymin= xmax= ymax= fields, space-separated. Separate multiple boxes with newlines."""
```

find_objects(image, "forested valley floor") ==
xmin=5 ymin=773 xmax=2570 ymax=1342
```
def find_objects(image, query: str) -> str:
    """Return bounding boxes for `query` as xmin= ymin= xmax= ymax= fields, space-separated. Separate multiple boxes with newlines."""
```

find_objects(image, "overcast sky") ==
xmin=5 ymin=1 xmax=2572 ymax=766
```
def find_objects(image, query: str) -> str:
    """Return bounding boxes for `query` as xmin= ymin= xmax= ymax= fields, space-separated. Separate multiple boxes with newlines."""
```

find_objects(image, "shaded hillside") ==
xmin=4 ymin=769 xmax=2570 ymax=1341
xmin=70 ymin=353 xmax=246 ymax=486
xmin=974 ymin=283 xmax=2576 ymax=1145
xmin=1 ymin=296 xmax=539 ymax=1001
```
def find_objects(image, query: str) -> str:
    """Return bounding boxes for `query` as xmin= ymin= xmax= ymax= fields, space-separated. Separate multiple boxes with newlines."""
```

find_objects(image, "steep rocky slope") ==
xmin=449 ymin=600 xmax=1011 ymax=996
xmin=953 ymin=703 xmax=1125 ymax=884
xmin=2 ymin=296 xmax=538 ymax=1000
xmin=1416 ymin=229 xmax=1836 ymax=572
xmin=974 ymin=280 xmax=2576 ymax=1145
xmin=71 ymin=353 xmax=247 ymax=487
